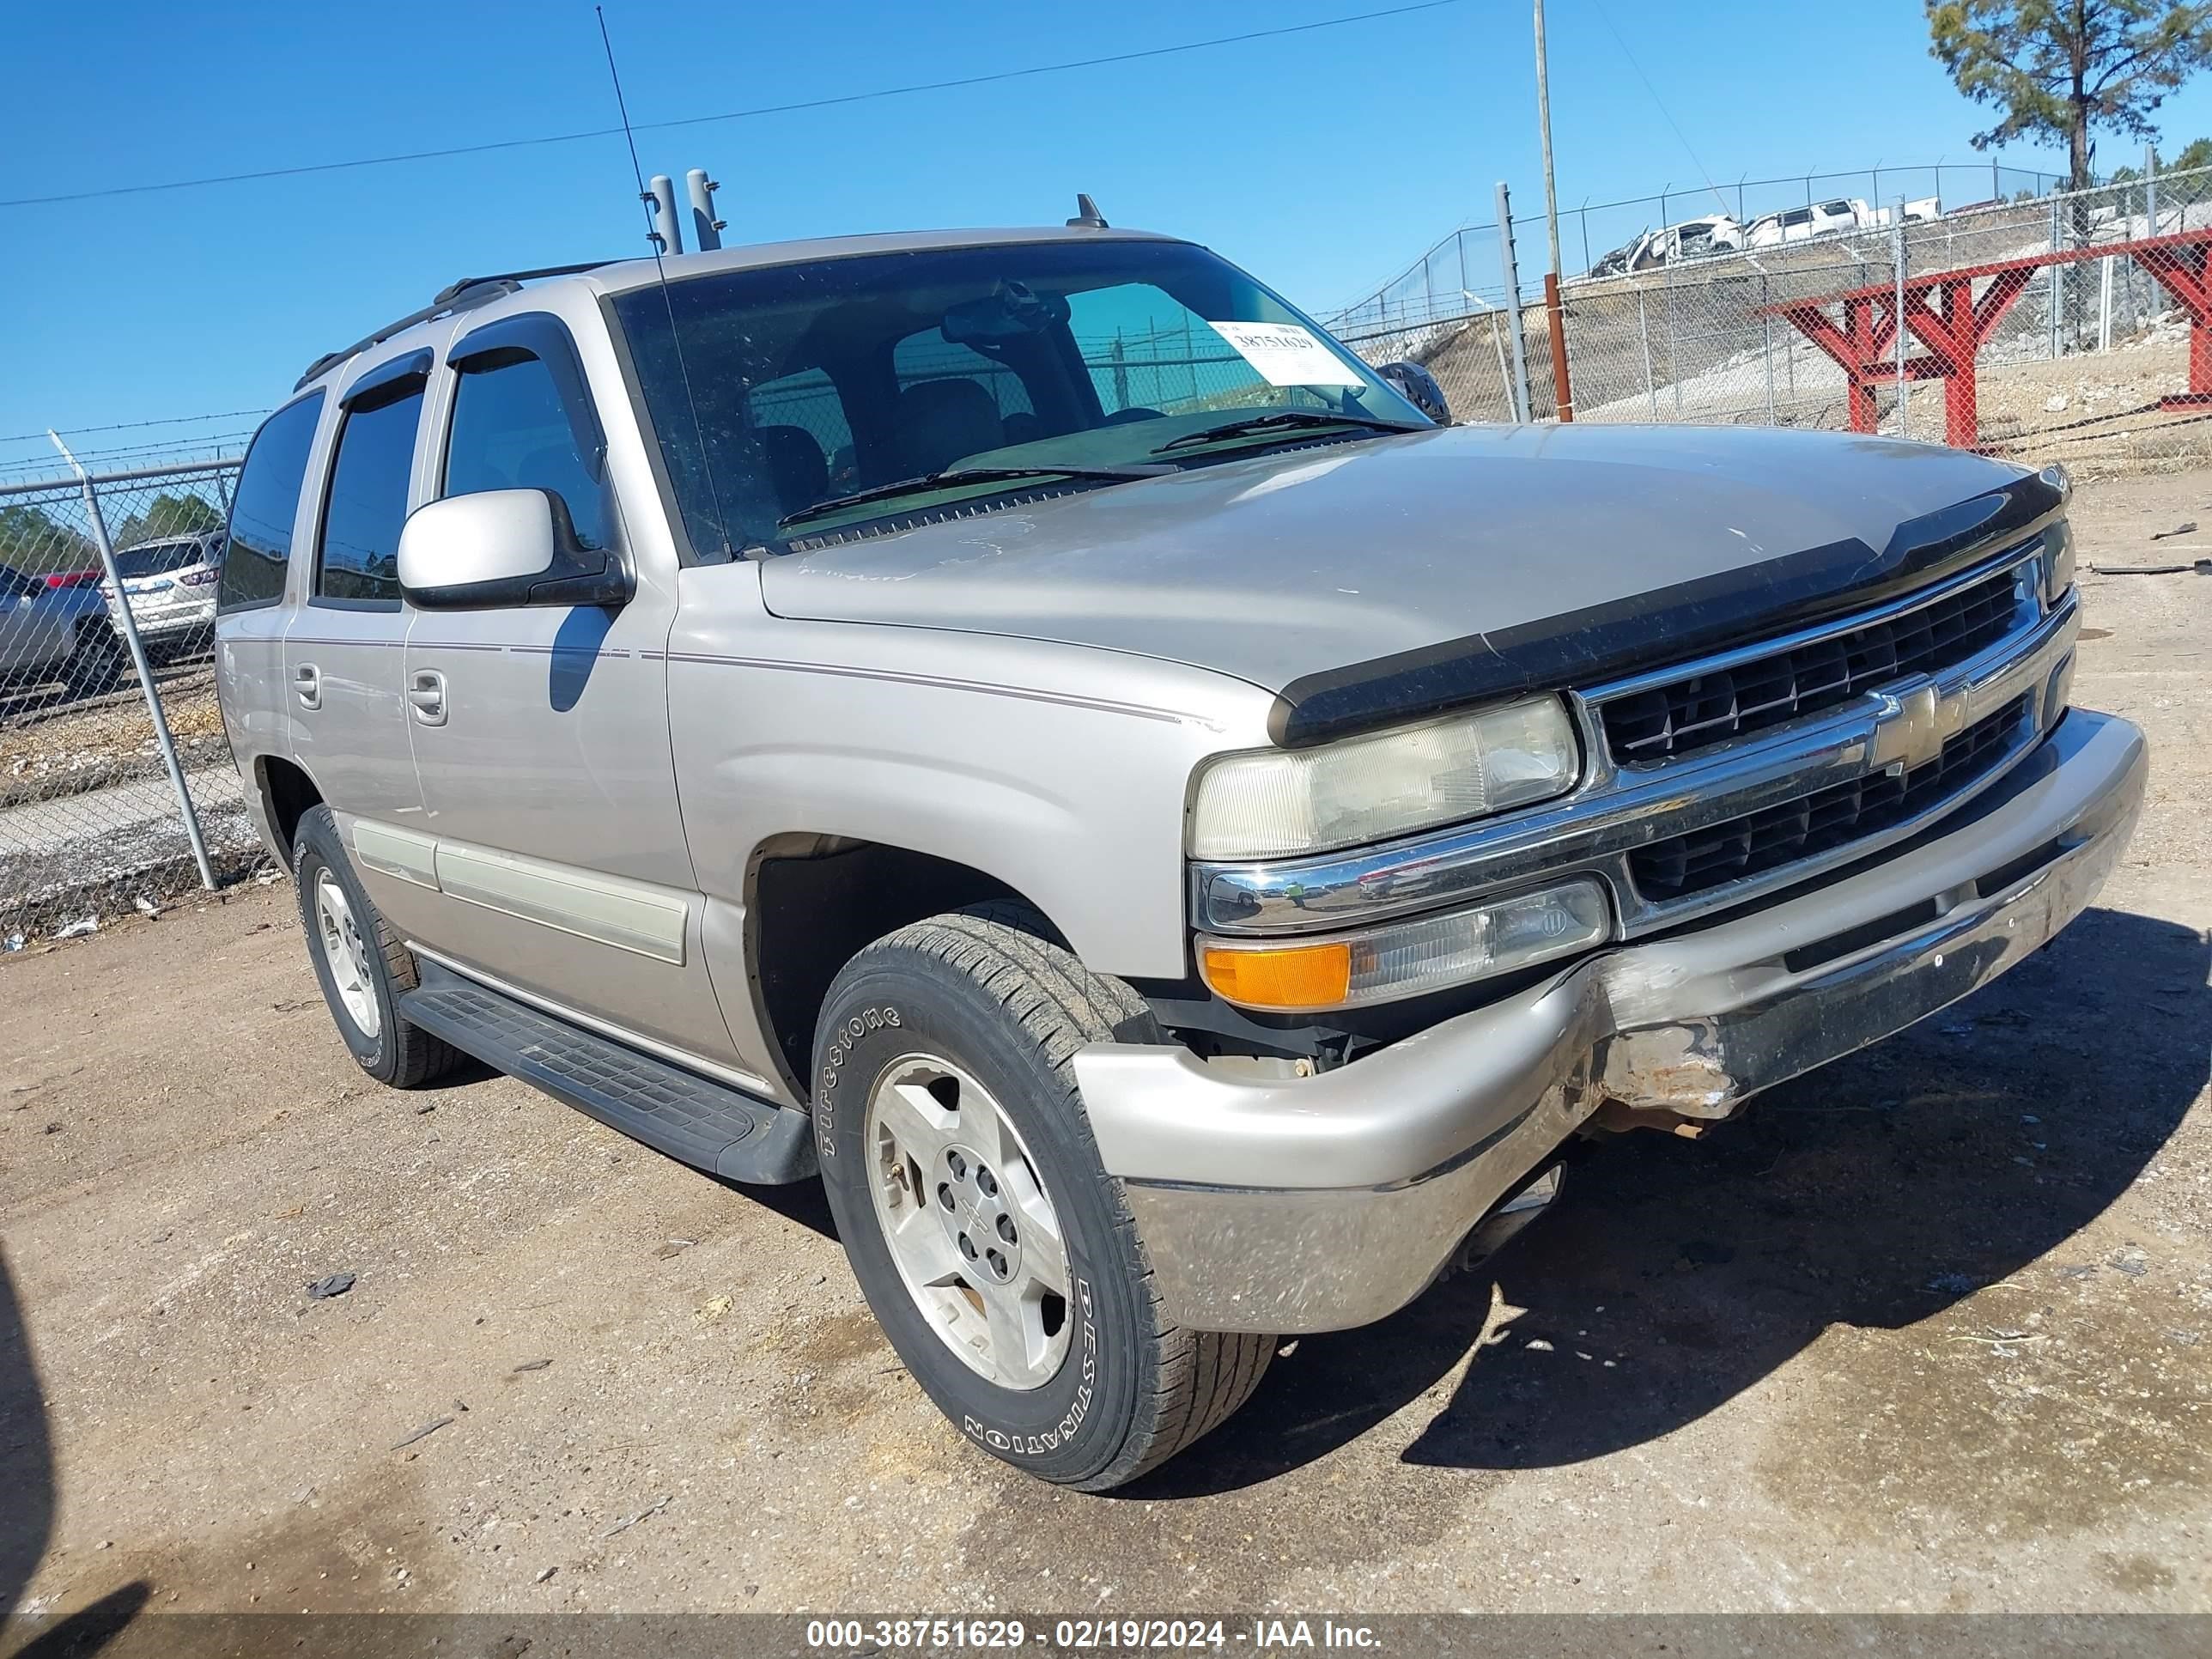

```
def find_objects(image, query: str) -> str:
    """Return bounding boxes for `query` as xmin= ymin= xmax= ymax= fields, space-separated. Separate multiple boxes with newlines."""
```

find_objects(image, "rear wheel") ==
xmin=293 ymin=805 xmax=458 ymax=1088
xmin=813 ymin=904 xmax=1272 ymax=1490
xmin=60 ymin=625 xmax=125 ymax=698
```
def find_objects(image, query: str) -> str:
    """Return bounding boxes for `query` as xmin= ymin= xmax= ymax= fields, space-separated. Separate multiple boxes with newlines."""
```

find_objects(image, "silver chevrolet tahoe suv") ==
xmin=215 ymin=222 xmax=2146 ymax=1491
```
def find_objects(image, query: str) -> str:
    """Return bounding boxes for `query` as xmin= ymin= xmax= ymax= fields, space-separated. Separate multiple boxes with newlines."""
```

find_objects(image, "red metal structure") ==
xmin=1760 ymin=227 xmax=2212 ymax=449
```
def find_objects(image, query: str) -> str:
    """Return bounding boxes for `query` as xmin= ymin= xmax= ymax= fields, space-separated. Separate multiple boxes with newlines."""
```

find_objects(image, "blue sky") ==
xmin=9 ymin=0 xmax=2212 ymax=474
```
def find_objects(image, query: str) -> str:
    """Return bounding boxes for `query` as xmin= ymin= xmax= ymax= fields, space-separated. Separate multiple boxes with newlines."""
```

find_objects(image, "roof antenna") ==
xmin=1067 ymin=193 xmax=1109 ymax=229
xmin=596 ymin=6 xmax=732 ymax=559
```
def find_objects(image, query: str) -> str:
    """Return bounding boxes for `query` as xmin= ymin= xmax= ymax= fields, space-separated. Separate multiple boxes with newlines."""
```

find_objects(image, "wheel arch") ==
xmin=744 ymin=834 xmax=1073 ymax=1103
xmin=255 ymin=754 xmax=325 ymax=860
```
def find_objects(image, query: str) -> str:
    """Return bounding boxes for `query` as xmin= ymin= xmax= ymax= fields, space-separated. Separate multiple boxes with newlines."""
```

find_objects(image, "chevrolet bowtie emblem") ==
xmin=1869 ymin=681 xmax=1968 ymax=775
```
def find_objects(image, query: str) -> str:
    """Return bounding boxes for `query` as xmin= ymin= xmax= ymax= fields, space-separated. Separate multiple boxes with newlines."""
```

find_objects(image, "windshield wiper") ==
xmin=777 ymin=465 xmax=1173 ymax=531
xmin=1152 ymin=410 xmax=1424 ymax=455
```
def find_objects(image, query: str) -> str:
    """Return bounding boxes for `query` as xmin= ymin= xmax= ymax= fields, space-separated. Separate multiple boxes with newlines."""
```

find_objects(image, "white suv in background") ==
xmin=101 ymin=530 xmax=225 ymax=661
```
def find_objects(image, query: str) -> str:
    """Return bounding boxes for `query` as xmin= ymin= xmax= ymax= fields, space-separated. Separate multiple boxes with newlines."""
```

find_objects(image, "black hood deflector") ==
xmin=1267 ymin=470 xmax=2064 ymax=747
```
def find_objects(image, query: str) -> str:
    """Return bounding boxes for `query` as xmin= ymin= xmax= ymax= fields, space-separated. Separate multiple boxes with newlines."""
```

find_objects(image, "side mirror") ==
xmin=1377 ymin=361 xmax=1452 ymax=426
xmin=397 ymin=489 xmax=631 ymax=611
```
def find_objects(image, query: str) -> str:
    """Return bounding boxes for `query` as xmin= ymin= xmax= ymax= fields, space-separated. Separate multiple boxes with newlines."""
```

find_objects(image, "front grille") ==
xmin=1600 ymin=564 xmax=2026 ymax=763
xmin=1629 ymin=696 xmax=2030 ymax=902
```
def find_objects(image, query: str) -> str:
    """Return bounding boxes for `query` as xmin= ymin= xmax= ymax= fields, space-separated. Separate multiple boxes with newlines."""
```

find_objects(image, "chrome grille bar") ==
xmin=1194 ymin=575 xmax=2073 ymax=941
xmin=1591 ymin=541 xmax=2041 ymax=766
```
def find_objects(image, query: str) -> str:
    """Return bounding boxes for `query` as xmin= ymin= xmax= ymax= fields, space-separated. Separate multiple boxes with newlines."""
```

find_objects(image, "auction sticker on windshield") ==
xmin=1208 ymin=320 xmax=1365 ymax=387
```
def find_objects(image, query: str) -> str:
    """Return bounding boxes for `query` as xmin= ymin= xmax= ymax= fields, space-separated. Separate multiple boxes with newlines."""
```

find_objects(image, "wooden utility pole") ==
xmin=1534 ymin=0 xmax=1574 ymax=419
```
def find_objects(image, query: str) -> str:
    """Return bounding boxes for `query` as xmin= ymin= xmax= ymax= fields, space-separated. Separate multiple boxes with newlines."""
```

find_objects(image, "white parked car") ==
xmin=1745 ymin=199 xmax=1863 ymax=248
xmin=101 ymin=530 xmax=225 ymax=662
xmin=1744 ymin=197 xmax=1939 ymax=249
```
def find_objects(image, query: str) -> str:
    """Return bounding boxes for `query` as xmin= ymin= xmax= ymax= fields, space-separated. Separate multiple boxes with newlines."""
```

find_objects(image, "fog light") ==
xmin=1198 ymin=878 xmax=1611 ymax=1012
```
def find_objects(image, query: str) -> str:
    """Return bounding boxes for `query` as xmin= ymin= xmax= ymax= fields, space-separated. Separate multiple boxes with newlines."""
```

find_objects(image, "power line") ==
xmin=1588 ymin=0 xmax=1731 ymax=216
xmin=0 ymin=1 xmax=1468 ymax=212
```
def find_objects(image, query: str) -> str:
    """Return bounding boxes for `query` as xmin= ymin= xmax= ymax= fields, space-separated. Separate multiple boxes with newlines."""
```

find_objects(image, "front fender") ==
xmin=665 ymin=584 xmax=1272 ymax=979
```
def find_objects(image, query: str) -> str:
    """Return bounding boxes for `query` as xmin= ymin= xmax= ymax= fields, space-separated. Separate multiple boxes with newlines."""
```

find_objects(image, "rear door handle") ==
xmin=293 ymin=662 xmax=320 ymax=710
xmin=408 ymin=668 xmax=447 ymax=726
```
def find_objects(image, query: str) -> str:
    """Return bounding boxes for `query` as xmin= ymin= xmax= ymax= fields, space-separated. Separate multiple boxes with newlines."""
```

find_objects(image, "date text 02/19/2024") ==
xmin=800 ymin=1618 xmax=1383 ymax=1651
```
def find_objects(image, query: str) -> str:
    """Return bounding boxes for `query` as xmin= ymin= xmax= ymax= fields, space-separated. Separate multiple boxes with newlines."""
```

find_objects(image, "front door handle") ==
xmin=293 ymin=662 xmax=320 ymax=711
xmin=408 ymin=668 xmax=447 ymax=726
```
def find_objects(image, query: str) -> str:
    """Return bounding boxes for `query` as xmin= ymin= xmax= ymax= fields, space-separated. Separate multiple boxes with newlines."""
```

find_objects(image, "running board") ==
xmin=399 ymin=963 xmax=817 ymax=1185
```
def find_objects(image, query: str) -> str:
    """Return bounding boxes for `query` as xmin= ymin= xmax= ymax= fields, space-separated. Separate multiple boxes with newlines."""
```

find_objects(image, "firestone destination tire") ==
xmin=812 ymin=903 xmax=1271 ymax=1491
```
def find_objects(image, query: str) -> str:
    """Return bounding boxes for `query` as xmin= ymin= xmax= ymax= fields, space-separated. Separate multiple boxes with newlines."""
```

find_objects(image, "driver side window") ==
xmin=444 ymin=354 xmax=606 ymax=550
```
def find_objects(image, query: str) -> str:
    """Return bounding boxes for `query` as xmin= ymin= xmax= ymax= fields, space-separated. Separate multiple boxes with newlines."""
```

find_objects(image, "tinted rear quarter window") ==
xmin=317 ymin=387 xmax=426 ymax=606
xmin=218 ymin=392 xmax=325 ymax=614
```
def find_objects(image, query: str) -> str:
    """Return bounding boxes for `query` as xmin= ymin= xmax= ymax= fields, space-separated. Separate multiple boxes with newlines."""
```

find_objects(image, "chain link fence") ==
xmin=1324 ymin=161 xmax=2069 ymax=337
xmin=0 ymin=457 xmax=258 ymax=946
xmin=1336 ymin=166 xmax=2212 ymax=467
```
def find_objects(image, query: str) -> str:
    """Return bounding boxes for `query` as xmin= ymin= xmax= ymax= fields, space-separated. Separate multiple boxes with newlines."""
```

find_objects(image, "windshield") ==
xmin=114 ymin=539 xmax=214 ymax=578
xmin=611 ymin=239 xmax=1429 ymax=551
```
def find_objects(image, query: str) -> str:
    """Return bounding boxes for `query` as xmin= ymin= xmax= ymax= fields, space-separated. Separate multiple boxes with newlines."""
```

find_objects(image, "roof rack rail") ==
xmin=431 ymin=259 xmax=615 ymax=307
xmin=295 ymin=259 xmax=617 ymax=391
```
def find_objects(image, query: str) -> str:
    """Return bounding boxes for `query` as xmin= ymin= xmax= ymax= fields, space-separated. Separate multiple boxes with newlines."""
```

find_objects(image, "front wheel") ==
xmin=812 ymin=904 xmax=1271 ymax=1490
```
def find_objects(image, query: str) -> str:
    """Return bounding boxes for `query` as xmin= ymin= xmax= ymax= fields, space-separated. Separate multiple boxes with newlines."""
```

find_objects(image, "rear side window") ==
xmin=316 ymin=386 xmax=426 ymax=607
xmin=218 ymin=392 xmax=324 ymax=614
xmin=443 ymin=355 xmax=605 ymax=549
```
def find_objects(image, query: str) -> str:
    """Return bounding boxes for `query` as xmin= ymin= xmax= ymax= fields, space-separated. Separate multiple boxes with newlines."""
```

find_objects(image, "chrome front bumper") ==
xmin=1074 ymin=708 xmax=2147 ymax=1334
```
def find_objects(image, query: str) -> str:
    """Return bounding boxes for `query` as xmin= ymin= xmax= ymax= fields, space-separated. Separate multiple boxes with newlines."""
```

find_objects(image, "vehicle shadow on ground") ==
xmin=721 ymin=1175 xmax=839 ymax=1241
xmin=0 ymin=1254 xmax=149 ymax=1648
xmin=1139 ymin=906 xmax=2208 ymax=1497
xmin=0 ymin=1251 xmax=52 ymax=1619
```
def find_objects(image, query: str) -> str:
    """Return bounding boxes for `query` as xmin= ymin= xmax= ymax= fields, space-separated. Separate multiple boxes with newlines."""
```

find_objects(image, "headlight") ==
xmin=1197 ymin=878 xmax=1611 ymax=1012
xmin=1189 ymin=696 xmax=1580 ymax=860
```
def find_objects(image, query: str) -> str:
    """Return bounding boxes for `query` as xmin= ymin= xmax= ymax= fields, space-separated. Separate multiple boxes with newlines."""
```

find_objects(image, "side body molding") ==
xmin=344 ymin=815 xmax=690 ymax=965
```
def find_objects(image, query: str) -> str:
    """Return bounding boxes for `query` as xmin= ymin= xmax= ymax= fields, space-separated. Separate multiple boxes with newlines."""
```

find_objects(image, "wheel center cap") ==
xmin=931 ymin=1142 xmax=1021 ymax=1285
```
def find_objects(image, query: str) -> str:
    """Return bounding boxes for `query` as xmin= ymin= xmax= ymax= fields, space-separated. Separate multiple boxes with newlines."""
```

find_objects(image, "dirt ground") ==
xmin=2 ymin=470 xmax=2209 ymax=1631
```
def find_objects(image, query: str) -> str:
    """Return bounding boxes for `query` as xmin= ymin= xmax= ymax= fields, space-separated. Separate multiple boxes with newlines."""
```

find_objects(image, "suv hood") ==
xmin=760 ymin=423 xmax=2047 ymax=743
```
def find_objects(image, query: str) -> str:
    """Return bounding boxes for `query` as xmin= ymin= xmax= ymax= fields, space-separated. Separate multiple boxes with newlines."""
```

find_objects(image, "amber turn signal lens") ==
xmin=1198 ymin=939 xmax=1353 ymax=1012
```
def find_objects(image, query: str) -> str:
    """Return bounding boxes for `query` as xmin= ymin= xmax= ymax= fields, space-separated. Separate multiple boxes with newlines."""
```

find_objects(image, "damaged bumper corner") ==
xmin=1073 ymin=708 xmax=2148 ymax=1335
